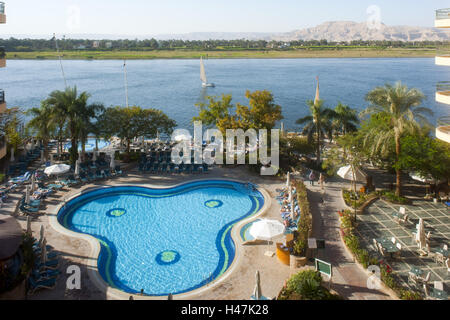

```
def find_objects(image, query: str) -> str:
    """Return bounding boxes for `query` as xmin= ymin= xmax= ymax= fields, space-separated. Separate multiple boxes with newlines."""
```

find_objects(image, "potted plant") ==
xmin=290 ymin=239 xmax=308 ymax=268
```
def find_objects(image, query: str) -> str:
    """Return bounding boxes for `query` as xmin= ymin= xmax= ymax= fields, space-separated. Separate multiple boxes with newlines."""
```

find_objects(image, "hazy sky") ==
xmin=1 ymin=0 xmax=449 ymax=36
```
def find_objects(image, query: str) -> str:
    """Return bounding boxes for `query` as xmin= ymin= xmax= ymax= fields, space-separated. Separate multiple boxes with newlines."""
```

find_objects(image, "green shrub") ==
xmin=400 ymin=290 xmax=423 ymax=300
xmin=378 ymin=191 xmax=410 ymax=205
xmin=279 ymin=270 xmax=341 ymax=300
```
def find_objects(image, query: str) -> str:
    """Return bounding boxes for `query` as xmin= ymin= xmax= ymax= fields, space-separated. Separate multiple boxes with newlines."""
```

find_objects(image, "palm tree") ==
xmin=45 ymin=86 xmax=101 ymax=164
xmin=361 ymin=82 xmax=432 ymax=196
xmin=296 ymin=99 xmax=336 ymax=165
xmin=333 ymin=102 xmax=359 ymax=136
xmin=26 ymin=102 xmax=55 ymax=161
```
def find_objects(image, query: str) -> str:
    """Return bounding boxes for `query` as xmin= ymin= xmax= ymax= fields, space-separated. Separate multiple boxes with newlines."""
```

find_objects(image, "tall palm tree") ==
xmin=333 ymin=102 xmax=359 ymax=136
xmin=361 ymin=82 xmax=432 ymax=196
xmin=45 ymin=86 xmax=100 ymax=164
xmin=26 ymin=102 xmax=55 ymax=161
xmin=296 ymin=99 xmax=336 ymax=165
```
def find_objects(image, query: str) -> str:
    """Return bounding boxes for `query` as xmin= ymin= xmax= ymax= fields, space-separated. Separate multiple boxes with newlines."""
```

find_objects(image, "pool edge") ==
xmin=48 ymin=178 xmax=272 ymax=300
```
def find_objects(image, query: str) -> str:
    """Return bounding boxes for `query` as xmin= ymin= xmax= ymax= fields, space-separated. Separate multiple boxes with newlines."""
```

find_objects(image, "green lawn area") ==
xmin=6 ymin=48 xmax=436 ymax=60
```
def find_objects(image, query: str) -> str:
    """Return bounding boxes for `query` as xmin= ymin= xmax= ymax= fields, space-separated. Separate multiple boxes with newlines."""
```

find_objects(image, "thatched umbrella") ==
xmin=253 ymin=271 xmax=262 ymax=300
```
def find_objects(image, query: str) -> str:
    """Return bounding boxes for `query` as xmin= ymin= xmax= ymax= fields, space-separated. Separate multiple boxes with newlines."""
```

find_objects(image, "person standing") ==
xmin=319 ymin=173 xmax=325 ymax=190
xmin=309 ymin=171 xmax=316 ymax=186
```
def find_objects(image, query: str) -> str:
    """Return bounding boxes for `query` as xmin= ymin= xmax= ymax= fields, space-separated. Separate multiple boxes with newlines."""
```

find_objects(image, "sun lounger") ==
xmin=27 ymin=276 xmax=57 ymax=295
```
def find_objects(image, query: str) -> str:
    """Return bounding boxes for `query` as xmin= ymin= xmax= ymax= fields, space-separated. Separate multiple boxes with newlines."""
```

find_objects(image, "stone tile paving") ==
xmin=356 ymin=199 xmax=449 ymax=295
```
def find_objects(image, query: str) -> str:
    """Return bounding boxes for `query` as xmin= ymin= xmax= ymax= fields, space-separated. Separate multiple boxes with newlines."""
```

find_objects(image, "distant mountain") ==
xmin=2 ymin=21 xmax=449 ymax=41
xmin=274 ymin=21 xmax=450 ymax=42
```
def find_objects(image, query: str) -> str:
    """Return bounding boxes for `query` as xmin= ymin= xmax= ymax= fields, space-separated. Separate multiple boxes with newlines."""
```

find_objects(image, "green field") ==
xmin=5 ymin=47 xmax=437 ymax=60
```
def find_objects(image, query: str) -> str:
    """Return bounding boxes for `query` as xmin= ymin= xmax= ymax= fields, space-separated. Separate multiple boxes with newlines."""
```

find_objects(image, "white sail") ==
xmin=200 ymin=56 xmax=207 ymax=84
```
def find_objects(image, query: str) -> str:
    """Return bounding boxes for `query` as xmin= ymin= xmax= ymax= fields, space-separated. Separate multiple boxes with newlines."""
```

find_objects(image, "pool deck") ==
xmin=3 ymin=165 xmax=301 ymax=300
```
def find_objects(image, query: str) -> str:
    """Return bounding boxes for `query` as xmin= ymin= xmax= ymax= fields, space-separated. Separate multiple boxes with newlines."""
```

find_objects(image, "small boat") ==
xmin=200 ymin=56 xmax=215 ymax=88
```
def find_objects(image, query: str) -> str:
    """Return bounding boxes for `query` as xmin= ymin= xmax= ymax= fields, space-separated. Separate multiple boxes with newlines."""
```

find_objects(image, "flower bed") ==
xmin=291 ymin=179 xmax=313 ymax=257
xmin=377 ymin=190 xmax=411 ymax=205
xmin=338 ymin=209 xmax=422 ymax=300
xmin=277 ymin=269 xmax=341 ymax=300
xmin=342 ymin=189 xmax=378 ymax=211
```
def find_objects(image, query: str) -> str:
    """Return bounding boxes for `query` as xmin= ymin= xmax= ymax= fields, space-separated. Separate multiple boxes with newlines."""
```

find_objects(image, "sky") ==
xmin=0 ymin=0 xmax=449 ymax=37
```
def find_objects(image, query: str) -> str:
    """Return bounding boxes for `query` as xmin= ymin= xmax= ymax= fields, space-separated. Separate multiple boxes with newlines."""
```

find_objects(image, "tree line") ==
xmin=0 ymin=38 xmax=447 ymax=52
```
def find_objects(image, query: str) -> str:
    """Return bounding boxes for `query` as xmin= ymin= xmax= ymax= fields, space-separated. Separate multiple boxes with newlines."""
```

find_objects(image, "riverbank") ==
xmin=6 ymin=48 xmax=436 ymax=60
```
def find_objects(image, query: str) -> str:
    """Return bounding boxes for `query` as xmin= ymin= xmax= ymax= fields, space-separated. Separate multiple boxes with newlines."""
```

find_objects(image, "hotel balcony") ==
xmin=0 ymin=2 xmax=5 ymax=24
xmin=0 ymin=89 xmax=5 ymax=113
xmin=435 ymin=8 xmax=450 ymax=28
xmin=436 ymin=45 xmax=450 ymax=66
xmin=436 ymin=82 xmax=450 ymax=105
xmin=436 ymin=117 xmax=450 ymax=144
xmin=0 ymin=46 xmax=5 ymax=68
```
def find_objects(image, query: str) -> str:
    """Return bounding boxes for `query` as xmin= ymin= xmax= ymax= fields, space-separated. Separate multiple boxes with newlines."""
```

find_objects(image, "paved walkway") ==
xmin=303 ymin=177 xmax=396 ymax=300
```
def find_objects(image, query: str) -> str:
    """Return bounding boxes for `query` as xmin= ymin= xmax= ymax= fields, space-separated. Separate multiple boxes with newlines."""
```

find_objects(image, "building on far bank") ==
xmin=0 ymin=2 xmax=7 ymax=161
xmin=435 ymin=8 xmax=450 ymax=144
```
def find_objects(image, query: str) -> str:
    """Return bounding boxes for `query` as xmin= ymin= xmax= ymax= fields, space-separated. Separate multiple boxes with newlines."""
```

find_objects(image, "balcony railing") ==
xmin=0 ymin=90 xmax=4 ymax=104
xmin=436 ymin=8 xmax=450 ymax=20
xmin=0 ymin=2 xmax=4 ymax=15
xmin=437 ymin=81 xmax=450 ymax=92
xmin=436 ymin=116 xmax=450 ymax=143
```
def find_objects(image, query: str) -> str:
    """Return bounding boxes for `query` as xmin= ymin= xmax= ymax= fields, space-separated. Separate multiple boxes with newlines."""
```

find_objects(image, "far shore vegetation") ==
xmin=1 ymin=39 xmax=447 ymax=60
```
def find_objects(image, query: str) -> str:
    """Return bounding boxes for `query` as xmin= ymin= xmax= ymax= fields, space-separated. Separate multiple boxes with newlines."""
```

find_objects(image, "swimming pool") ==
xmin=57 ymin=181 xmax=264 ymax=296
xmin=64 ymin=138 xmax=110 ymax=152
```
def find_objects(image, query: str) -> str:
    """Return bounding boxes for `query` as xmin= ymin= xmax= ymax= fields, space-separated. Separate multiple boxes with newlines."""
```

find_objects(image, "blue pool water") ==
xmin=64 ymin=138 xmax=110 ymax=152
xmin=57 ymin=181 xmax=264 ymax=295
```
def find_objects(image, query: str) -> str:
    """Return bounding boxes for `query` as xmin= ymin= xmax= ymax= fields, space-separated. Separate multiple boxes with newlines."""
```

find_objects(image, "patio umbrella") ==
xmin=30 ymin=140 xmax=35 ymax=150
xmin=40 ymin=150 xmax=45 ymax=163
xmin=173 ymin=133 xmax=191 ymax=142
xmin=288 ymin=186 xmax=292 ymax=203
xmin=41 ymin=238 xmax=47 ymax=264
xmin=286 ymin=172 xmax=290 ymax=188
xmin=31 ymin=173 xmax=36 ymax=192
xmin=110 ymin=152 xmax=115 ymax=169
xmin=92 ymin=151 xmax=97 ymax=162
xmin=39 ymin=225 xmax=44 ymax=246
xmin=50 ymin=153 xmax=54 ymax=165
xmin=416 ymin=218 xmax=426 ymax=250
xmin=253 ymin=271 xmax=262 ymax=300
xmin=290 ymin=198 xmax=295 ymax=221
xmin=44 ymin=164 xmax=70 ymax=176
xmin=409 ymin=172 xmax=436 ymax=184
xmin=25 ymin=185 xmax=30 ymax=205
xmin=10 ymin=147 xmax=14 ymax=162
xmin=26 ymin=216 xmax=32 ymax=235
xmin=337 ymin=165 xmax=367 ymax=192
xmin=249 ymin=219 xmax=285 ymax=241
xmin=74 ymin=160 xmax=80 ymax=176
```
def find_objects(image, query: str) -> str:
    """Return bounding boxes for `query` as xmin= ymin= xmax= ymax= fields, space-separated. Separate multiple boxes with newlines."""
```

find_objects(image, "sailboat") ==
xmin=200 ymin=56 xmax=215 ymax=88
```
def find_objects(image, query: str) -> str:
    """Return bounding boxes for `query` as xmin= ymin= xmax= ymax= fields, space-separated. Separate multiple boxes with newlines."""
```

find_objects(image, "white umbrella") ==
xmin=30 ymin=140 xmax=35 ymax=150
xmin=409 ymin=172 xmax=435 ymax=184
xmin=249 ymin=219 xmax=285 ymax=241
xmin=337 ymin=165 xmax=367 ymax=192
xmin=337 ymin=165 xmax=367 ymax=182
xmin=253 ymin=271 xmax=262 ymax=300
xmin=50 ymin=153 xmax=54 ymax=165
xmin=416 ymin=218 xmax=426 ymax=250
xmin=26 ymin=216 xmax=32 ymax=235
xmin=110 ymin=152 xmax=115 ymax=169
xmin=10 ymin=147 xmax=14 ymax=162
xmin=286 ymin=172 xmax=290 ymax=188
xmin=40 ymin=149 xmax=45 ymax=163
xmin=44 ymin=164 xmax=70 ymax=176
xmin=41 ymin=238 xmax=47 ymax=264
xmin=25 ymin=185 xmax=30 ymax=205
xmin=74 ymin=160 xmax=80 ymax=176
xmin=290 ymin=198 xmax=295 ymax=221
xmin=173 ymin=133 xmax=191 ymax=142
xmin=288 ymin=186 xmax=292 ymax=203
xmin=31 ymin=173 xmax=36 ymax=192
xmin=39 ymin=225 xmax=44 ymax=246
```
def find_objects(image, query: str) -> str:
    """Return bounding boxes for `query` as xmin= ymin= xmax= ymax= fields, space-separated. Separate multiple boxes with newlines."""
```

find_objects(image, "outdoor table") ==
xmin=434 ymin=248 xmax=449 ymax=258
xmin=409 ymin=267 xmax=423 ymax=277
xmin=430 ymin=288 xmax=448 ymax=300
